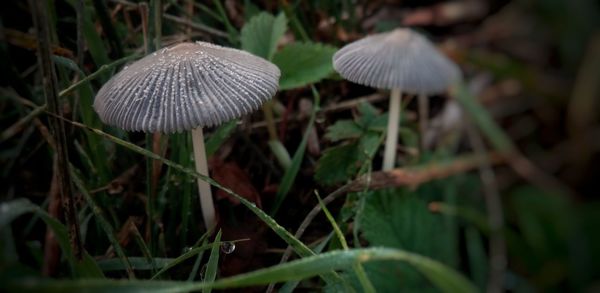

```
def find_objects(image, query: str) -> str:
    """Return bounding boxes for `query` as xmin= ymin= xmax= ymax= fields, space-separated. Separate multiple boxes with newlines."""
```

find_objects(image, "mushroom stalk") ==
xmin=191 ymin=127 xmax=216 ymax=230
xmin=383 ymin=88 xmax=402 ymax=171
xmin=418 ymin=93 xmax=428 ymax=150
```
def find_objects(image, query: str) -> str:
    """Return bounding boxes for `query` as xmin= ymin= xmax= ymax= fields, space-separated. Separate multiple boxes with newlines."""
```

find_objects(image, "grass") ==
xmin=1 ymin=0 xmax=599 ymax=292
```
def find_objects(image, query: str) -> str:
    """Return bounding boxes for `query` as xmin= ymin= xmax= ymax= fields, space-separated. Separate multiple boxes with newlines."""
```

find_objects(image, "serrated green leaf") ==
xmin=315 ymin=143 xmax=361 ymax=186
xmin=240 ymin=12 xmax=287 ymax=60
xmin=325 ymin=120 xmax=363 ymax=142
xmin=273 ymin=42 xmax=337 ymax=90
xmin=360 ymin=189 xmax=457 ymax=291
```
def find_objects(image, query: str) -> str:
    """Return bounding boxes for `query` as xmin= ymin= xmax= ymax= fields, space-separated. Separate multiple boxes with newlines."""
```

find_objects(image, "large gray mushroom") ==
xmin=333 ymin=28 xmax=460 ymax=170
xmin=94 ymin=41 xmax=280 ymax=230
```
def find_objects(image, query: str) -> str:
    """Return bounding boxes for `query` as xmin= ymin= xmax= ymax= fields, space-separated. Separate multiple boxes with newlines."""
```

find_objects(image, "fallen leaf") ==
xmin=210 ymin=158 xmax=262 ymax=208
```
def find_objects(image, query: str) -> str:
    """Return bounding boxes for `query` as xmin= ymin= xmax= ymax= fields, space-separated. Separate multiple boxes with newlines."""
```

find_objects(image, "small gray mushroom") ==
xmin=333 ymin=28 xmax=460 ymax=170
xmin=94 ymin=41 xmax=280 ymax=230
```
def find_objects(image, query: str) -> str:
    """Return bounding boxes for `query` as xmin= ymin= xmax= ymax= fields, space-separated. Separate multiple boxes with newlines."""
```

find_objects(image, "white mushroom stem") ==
xmin=191 ymin=127 xmax=216 ymax=230
xmin=418 ymin=93 xmax=429 ymax=150
xmin=383 ymin=88 xmax=402 ymax=171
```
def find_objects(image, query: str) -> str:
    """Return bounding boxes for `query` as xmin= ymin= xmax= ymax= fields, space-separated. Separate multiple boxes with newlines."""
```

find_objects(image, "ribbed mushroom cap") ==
xmin=333 ymin=28 xmax=460 ymax=94
xmin=94 ymin=41 xmax=280 ymax=133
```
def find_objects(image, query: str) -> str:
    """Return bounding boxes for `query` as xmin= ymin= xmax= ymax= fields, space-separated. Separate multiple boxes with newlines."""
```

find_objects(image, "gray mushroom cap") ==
xmin=94 ymin=41 xmax=280 ymax=133
xmin=333 ymin=28 xmax=460 ymax=94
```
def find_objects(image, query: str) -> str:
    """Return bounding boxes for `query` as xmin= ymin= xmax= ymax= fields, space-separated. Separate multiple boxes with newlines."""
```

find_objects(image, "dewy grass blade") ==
xmin=5 ymin=247 xmax=477 ymax=293
xmin=150 ymin=242 xmax=223 ymax=280
xmin=203 ymin=230 xmax=221 ymax=293
xmin=58 ymin=115 xmax=344 ymax=285
xmin=61 ymin=118 xmax=316 ymax=257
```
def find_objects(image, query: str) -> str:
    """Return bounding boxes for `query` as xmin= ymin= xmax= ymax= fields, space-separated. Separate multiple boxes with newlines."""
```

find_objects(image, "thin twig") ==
xmin=467 ymin=124 xmax=506 ymax=293
xmin=30 ymin=0 xmax=83 ymax=259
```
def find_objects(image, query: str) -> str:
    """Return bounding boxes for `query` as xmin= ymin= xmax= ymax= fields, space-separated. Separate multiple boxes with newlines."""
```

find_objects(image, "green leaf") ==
xmin=240 ymin=12 xmax=287 ymax=60
xmin=5 ymin=248 xmax=476 ymax=293
xmin=315 ymin=143 xmax=361 ymax=186
xmin=360 ymin=189 xmax=457 ymax=291
xmin=325 ymin=120 xmax=363 ymax=142
xmin=315 ymin=132 xmax=381 ymax=186
xmin=273 ymin=42 xmax=337 ymax=90
xmin=356 ymin=102 xmax=381 ymax=127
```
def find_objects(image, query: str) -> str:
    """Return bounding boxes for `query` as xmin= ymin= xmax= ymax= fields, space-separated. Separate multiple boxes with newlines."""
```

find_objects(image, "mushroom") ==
xmin=94 ymin=42 xmax=280 ymax=230
xmin=333 ymin=28 xmax=460 ymax=170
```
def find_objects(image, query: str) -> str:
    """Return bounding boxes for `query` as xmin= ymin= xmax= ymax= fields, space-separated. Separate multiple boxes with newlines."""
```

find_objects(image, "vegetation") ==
xmin=1 ymin=0 xmax=599 ymax=292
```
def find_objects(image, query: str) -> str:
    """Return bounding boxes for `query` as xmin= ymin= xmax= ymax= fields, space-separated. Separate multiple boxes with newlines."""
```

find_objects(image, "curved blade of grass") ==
xmin=270 ymin=86 xmax=320 ymax=215
xmin=316 ymin=192 xmax=375 ymax=293
xmin=203 ymin=230 xmax=221 ymax=293
xmin=62 ymin=119 xmax=315 ymax=257
xmin=150 ymin=242 xmax=223 ymax=280
xmin=187 ymin=238 xmax=208 ymax=281
xmin=0 ymin=199 xmax=104 ymax=278
xmin=58 ymin=53 xmax=141 ymax=98
xmin=70 ymin=166 xmax=135 ymax=279
xmin=5 ymin=247 xmax=477 ymax=293
xmin=278 ymin=232 xmax=334 ymax=293
xmin=58 ymin=116 xmax=342 ymax=284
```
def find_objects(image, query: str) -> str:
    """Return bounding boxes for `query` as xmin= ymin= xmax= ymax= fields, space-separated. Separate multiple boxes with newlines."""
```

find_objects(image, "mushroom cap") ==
xmin=332 ymin=28 xmax=460 ymax=94
xmin=94 ymin=41 xmax=280 ymax=133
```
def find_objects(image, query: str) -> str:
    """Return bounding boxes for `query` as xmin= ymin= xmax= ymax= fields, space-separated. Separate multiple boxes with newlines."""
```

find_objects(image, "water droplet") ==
xmin=220 ymin=242 xmax=236 ymax=254
xmin=182 ymin=246 xmax=193 ymax=253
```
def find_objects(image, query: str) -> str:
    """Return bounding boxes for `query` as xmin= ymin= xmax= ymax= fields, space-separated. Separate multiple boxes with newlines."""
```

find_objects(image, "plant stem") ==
xmin=263 ymin=100 xmax=278 ymax=141
xmin=383 ymin=88 xmax=402 ymax=171
xmin=30 ymin=0 xmax=83 ymax=259
xmin=418 ymin=93 xmax=428 ymax=150
xmin=192 ymin=128 xmax=216 ymax=230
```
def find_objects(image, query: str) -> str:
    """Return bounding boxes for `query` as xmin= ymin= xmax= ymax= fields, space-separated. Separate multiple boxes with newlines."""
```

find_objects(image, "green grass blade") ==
xmin=187 ymin=238 xmax=208 ymax=281
xmin=5 ymin=247 xmax=477 ymax=293
xmin=60 ymin=117 xmax=342 ymax=284
xmin=316 ymin=192 xmax=374 ymax=293
xmin=58 ymin=54 xmax=142 ymax=98
xmin=203 ymin=230 xmax=221 ymax=293
xmin=150 ymin=236 xmax=225 ymax=280
xmin=278 ymin=232 xmax=334 ymax=293
xmin=270 ymin=86 xmax=320 ymax=215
